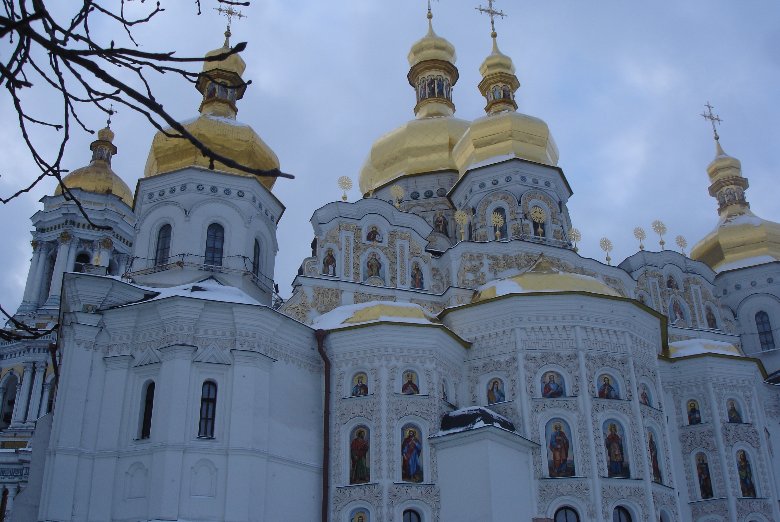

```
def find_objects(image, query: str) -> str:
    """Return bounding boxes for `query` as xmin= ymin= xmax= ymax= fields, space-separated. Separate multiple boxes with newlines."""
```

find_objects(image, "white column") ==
xmin=11 ymin=363 xmax=34 ymax=425
xmin=26 ymin=364 xmax=46 ymax=423
xmin=37 ymin=381 xmax=51 ymax=419
xmin=46 ymin=232 xmax=75 ymax=305
xmin=19 ymin=242 xmax=44 ymax=310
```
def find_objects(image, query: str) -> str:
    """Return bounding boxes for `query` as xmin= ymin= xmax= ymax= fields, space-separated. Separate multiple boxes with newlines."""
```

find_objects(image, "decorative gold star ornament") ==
xmin=651 ymin=220 xmax=667 ymax=249
xmin=454 ymin=210 xmax=469 ymax=242
xmin=337 ymin=176 xmax=353 ymax=202
xmin=676 ymin=235 xmax=688 ymax=255
xmin=491 ymin=211 xmax=505 ymax=240
xmin=600 ymin=237 xmax=613 ymax=265
xmin=390 ymin=184 xmax=405 ymax=209
xmin=569 ymin=228 xmax=581 ymax=253
xmin=633 ymin=227 xmax=646 ymax=251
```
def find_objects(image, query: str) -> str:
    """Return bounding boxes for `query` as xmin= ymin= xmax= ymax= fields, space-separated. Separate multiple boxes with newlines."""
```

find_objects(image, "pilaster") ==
xmin=25 ymin=363 xmax=46 ymax=423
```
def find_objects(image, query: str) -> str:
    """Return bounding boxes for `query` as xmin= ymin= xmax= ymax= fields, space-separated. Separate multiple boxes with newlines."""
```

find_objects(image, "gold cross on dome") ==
xmin=106 ymin=103 xmax=116 ymax=128
xmin=476 ymin=0 xmax=506 ymax=35
xmin=215 ymin=5 xmax=246 ymax=31
xmin=701 ymin=101 xmax=723 ymax=141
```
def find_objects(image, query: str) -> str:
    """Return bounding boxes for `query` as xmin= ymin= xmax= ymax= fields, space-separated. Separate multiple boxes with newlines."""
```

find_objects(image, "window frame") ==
xmin=204 ymin=223 xmax=225 ymax=267
xmin=198 ymin=380 xmax=218 ymax=439
xmin=139 ymin=381 xmax=155 ymax=440
xmin=612 ymin=506 xmax=632 ymax=522
xmin=402 ymin=509 xmax=422 ymax=522
xmin=756 ymin=311 xmax=775 ymax=351
xmin=554 ymin=506 xmax=580 ymax=522
xmin=252 ymin=238 xmax=261 ymax=277
xmin=155 ymin=224 xmax=172 ymax=266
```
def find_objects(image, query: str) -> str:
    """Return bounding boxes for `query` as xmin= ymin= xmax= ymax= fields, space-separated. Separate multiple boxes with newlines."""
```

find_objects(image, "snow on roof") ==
xmin=311 ymin=301 xmax=436 ymax=330
xmin=718 ymin=213 xmax=764 ymax=227
xmin=716 ymin=255 xmax=778 ymax=273
xmin=434 ymin=406 xmax=517 ymax=437
xmin=135 ymin=280 xmax=261 ymax=307
xmin=668 ymin=338 xmax=743 ymax=358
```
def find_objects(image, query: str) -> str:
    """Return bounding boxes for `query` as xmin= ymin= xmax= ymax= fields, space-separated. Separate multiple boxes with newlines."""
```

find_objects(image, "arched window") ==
xmin=613 ymin=506 xmax=632 ymax=522
xmin=252 ymin=239 xmax=261 ymax=277
xmin=198 ymin=381 xmax=217 ymax=438
xmin=204 ymin=223 xmax=225 ymax=266
xmin=0 ymin=375 xmax=18 ymax=429
xmin=74 ymin=252 xmax=91 ymax=273
xmin=140 ymin=381 xmax=155 ymax=439
xmin=555 ymin=507 xmax=580 ymax=522
xmin=402 ymin=509 xmax=422 ymax=522
xmin=155 ymin=224 xmax=172 ymax=266
xmin=756 ymin=311 xmax=775 ymax=351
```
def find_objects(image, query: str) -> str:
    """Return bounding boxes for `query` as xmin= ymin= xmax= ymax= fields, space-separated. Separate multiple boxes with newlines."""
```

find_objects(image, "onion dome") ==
xmin=358 ymin=9 xmax=469 ymax=195
xmin=143 ymin=30 xmax=280 ymax=190
xmin=690 ymin=139 xmax=780 ymax=272
xmin=473 ymin=255 xmax=619 ymax=303
xmin=453 ymin=32 xmax=558 ymax=174
xmin=55 ymin=126 xmax=134 ymax=206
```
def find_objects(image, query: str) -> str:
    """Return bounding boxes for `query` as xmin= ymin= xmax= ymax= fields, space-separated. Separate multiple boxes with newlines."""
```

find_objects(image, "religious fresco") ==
xmin=401 ymin=371 xmax=420 ymax=395
xmin=666 ymin=275 xmax=679 ymax=290
xmin=440 ymin=379 xmax=449 ymax=402
xmin=687 ymin=400 xmax=702 ymax=425
xmin=737 ymin=449 xmax=757 ymax=497
xmin=410 ymin=262 xmax=424 ymax=290
xmin=597 ymin=375 xmax=620 ymax=399
xmin=486 ymin=378 xmax=506 ymax=405
xmin=603 ymin=420 xmax=630 ymax=478
xmin=350 ymin=426 xmax=370 ymax=485
xmin=647 ymin=429 xmax=662 ymax=483
xmin=541 ymin=371 xmax=565 ymax=398
xmin=366 ymin=225 xmax=383 ymax=243
xmin=433 ymin=212 xmax=449 ymax=237
xmin=706 ymin=307 xmax=718 ymax=329
xmin=546 ymin=418 xmax=576 ymax=477
xmin=727 ymin=399 xmax=743 ymax=423
xmin=671 ymin=299 xmax=686 ymax=326
xmin=351 ymin=372 xmax=369 ymax=397
xmin=364 ymin=252 xmax=384 ymax=282
xmin=350 ymin=508 xmax=370 ymax=522
xmin=696 ymin=452 xmax=714 ymax=499
xmin=639 ymin=384 xmax=652 ymax=407
xmin=401 ymin=424 xmax=423 ymax=483
xmin=322 ymin=248 xmax=336 ymax=276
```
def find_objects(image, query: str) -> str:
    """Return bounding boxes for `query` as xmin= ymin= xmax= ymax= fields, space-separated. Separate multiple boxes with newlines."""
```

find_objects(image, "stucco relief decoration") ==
xmin=313 ymin=286 xmax=341 ymax=314
xmin=476 ymin=191 xmax=518 ymax=227
xmin=457 ymin=253 xmax=486 ymax=288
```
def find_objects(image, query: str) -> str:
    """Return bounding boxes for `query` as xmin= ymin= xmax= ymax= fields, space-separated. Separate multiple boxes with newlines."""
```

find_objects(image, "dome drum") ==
xmin=478 ymin=71 xmax=519 ymax=113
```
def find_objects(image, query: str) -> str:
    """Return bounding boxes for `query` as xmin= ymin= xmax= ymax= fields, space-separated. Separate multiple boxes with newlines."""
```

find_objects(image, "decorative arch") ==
xmin=725 ymin=396 xmax=746 ymax=424
xmin=399 ymin=421 xmax=426 ymax=483
xmin=400 ymin=369 xmax=421 ymax=395
xmin=124 ymin=462 xmax=148 ymax=500
xmin=548 ymin=497 xmax=588 ymax=522
xmin=348 ymin=506 xmax=373 ymax=522
xmin=190 ymin=459 xmax=217 ymax=497
xmin=545 ymin=417 xmax=576 ymax=477
xmin=734 ymin=447 xmax=759 ymax=498
xmin=692 ymin=450 xmax=715 ymax=499
xmin=350 ymin=371 xmax=370 ymax=397
xmin=595 ymin=370 xmax=622 ymax=400
xmin=538 ymin=368 xmax=567 ymax=398
xmin=668 ymin=297 xmax=691 ymax=327
xmin=602 ymin=417 xmax=631 ymax=478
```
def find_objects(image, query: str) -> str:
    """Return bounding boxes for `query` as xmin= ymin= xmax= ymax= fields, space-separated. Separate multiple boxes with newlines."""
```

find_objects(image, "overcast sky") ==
xmin=1 ymin=1 xmax=779 ymax=315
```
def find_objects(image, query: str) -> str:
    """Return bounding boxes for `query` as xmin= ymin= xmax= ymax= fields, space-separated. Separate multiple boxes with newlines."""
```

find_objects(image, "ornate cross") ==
xmin=476 ymin=0 xmax=506 ymax=35
xmin=106 ymin=103 xmax=115 ymax=128
xmin=701 ymin=101 xmax=723 ymax=141
xmin=215 ymin=5 xmax=246 ymax=31
xmin=215 ymin=5 xmax=246 ymax=46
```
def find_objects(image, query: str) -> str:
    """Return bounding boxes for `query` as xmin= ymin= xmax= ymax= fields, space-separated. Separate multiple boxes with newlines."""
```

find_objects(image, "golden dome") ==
xmin=359 ymin=9 xmax=466 ymax=195
xmin=359 ymin=116 xmax=470 ymax=194
xmin=55 ymin=127 xmax=134 ymax=206
xmin=691 ymin=141 xmax=780 ymax=271
xmin=473 ymin=255 xmax=620 ymax=303
xmin=143 ymin=34 xmax=279 ymax=190
xmin=312 ymin=301 xmax=437 ymax=329
xmin=407 ymin=12 xmax=456 ymax=68
xmin=453 ymin=34 xmax=559 ymax=174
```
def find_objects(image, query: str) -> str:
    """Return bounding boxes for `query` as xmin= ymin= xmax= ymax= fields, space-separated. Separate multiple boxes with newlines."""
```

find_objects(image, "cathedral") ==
xmin=1 ymin=4 xmax=780 ymax=522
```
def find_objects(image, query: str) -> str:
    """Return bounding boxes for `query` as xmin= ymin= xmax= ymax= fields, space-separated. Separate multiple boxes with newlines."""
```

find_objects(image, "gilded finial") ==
xmin=337 ymin=176 xmax=353 ymax=202
xmin=600 ymin=237 xmax=613 ymax=265
xmin=569 ymin=228 xmax=581 ymax=253
xmin=390 ymin=184 xmax=405 ymax=209
xmin=651 ymin=220 xmax=667 ymax=249
xmin=454 ymin=210 xmax=469 ymax=242
xmin=633 ymin=227 xmax=646 ymax=251
xmin=675 ymin=235 xmax=688 ymax=256
xmin=476 ymin=0 xmax=506 ymax=40
xmin=215 ymin=5 xmax=246 ymax=48
xmin=106 ymin=103 xmax=115 ymax=129
xmin=491 ymin=211 xmax=505 ymax=240
xmin=701 ymin=101 xmax=723 ymax=143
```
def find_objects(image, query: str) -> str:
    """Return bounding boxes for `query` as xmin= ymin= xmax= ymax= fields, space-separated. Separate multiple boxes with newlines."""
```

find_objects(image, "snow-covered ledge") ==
xmin=429 ymin=407 xmax=539 ymax=522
